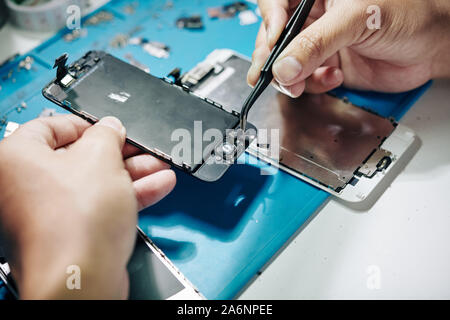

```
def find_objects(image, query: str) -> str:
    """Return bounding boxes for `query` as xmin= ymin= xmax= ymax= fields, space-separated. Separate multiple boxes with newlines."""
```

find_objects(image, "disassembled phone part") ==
xmin=207 ymin=2 xmax=249 ymax=19
xmin=3 ymin=121 xmax=19 ymax=138
xmin=42 ymin=51 xmax=256 ymax=182
xmin=0 ymin=229 xmax=203 ymax=300
xmin=179 ymin=49 xmax=418 ymax=202
xmin=128 ymin=228 xmax=203 ymax=300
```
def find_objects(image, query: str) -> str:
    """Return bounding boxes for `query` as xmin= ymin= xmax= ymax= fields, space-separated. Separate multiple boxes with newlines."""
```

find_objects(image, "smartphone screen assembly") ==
xmin=127 ymin=228 xmax=203 ymax=300
xmin=42 ymin=51 xmax=256 ymax=182
xmin=182 ymin=49 xmax=419 ymax=203
xmin=0 ymin=230 xmax=202 ymax=300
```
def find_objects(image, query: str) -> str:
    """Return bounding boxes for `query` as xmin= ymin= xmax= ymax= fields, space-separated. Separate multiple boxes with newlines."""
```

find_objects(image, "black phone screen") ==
xmin=63 ymin=53 xmax=239 ymax=170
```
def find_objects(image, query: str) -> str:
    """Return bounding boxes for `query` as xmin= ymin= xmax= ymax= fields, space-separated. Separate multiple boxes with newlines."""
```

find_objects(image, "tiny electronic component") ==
xmin=2 ymin=69 xmax=13 ymax=81
xmin=179 ymin=61 xmax=223 ymax=88
xmin=176 ymin=15 xmax=204 ymax=30
xmin=110 ymin=33 xmax=129 ymax=48
xmin=63 ymin=29 xmax=88 ymax=42
xmin=16 ymin=101 xmax=27 ymax=113
xmin=17 ymin=56 xmax=34 ymax=71
xmin=207 ymin=2 xmax=249 ymax=19
xmin=109 ymin=27 xmax=142 ymax=48
xmin=60 ymin=74 xmax=75 ymax=87
xmin=129 ymin=37 xmax=170 ymax=59
xmin=0 ymin=55 xmax=35 ymax=91
xmin=84 ymin=10 xmax=114 ymax=26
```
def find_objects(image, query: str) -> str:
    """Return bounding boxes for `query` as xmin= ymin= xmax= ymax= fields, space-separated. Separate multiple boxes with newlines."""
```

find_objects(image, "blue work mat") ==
xmin=0 ymin=0 xmax=430 ymax=299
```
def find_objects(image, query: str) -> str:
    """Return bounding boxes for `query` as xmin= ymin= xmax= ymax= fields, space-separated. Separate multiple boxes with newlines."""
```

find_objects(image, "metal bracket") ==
xmin=357 ymin=149 xmax=393 ymax=178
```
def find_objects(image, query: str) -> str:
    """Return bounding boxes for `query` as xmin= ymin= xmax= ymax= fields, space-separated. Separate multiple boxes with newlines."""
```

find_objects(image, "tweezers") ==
xmin=239 ymin=0 xmax=316 ymax=131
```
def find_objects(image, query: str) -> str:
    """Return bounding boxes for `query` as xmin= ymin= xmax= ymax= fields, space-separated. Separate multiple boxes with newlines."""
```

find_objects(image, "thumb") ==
xmin=73 ymin=116 xmax=126 ymax=162
xmin=272 ymin=2 xmax=370 ymax=86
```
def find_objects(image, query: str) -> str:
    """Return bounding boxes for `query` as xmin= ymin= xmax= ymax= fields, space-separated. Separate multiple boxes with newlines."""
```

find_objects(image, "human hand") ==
xmin=248 ymin=0 xmax=450 ymax=98
xmin=0 ymin=115 xmax=176 ymax=299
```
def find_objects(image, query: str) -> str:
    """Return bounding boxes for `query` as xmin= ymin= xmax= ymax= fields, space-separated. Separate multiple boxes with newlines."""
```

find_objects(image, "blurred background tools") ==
xmin=4 ymin=0 xmax=109 ymax=32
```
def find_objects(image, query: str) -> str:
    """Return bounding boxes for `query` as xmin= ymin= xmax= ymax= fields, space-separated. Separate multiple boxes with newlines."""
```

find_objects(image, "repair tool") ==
xmin=239 ymin=0 xmax=315 ymax=131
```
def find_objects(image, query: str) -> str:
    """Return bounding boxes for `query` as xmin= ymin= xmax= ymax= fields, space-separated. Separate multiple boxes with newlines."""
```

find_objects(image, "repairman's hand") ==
xmin=0 ymin=115 xmax=176 ymax=299
xmin=248 ymin=0 xmax=450 ymax=97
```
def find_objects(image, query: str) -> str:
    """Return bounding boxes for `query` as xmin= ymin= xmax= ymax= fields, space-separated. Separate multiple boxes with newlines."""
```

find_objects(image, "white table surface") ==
xmin=1 ymin=20 xmax=449 ymax=300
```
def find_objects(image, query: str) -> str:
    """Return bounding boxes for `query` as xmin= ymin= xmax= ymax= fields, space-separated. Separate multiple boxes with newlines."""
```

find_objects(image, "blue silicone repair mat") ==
xmin=0 ymin=0 xmax=431 ymax=300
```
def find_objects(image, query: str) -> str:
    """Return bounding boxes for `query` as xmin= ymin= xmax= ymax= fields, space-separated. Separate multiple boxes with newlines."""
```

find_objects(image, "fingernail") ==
xmin=322 ymin=68 xmax=343 ymax=86
xmin=279 ymin=84 xmax=293 ymax=98
xmin=273 ymin=56 xmax=302 ymax=84
xmin=271 ymin=81 xmax=281 ymax=91
xmin=271 ymin=81 xmax=292 ymax=97
xmin=98 ymin=116 xmax=125 ymax=135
